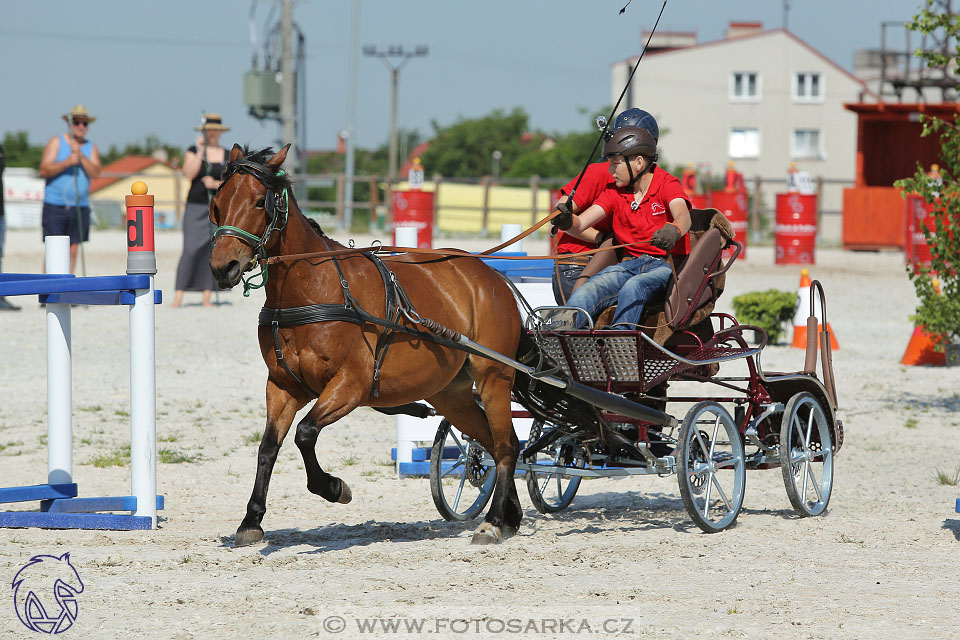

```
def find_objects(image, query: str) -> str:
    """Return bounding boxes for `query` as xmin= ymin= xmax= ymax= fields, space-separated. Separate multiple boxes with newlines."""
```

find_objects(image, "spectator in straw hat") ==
xmin=39 ymin=104 xmax=101 ymax=273
xmin=172 ymin=113 xmax=229 ymax=308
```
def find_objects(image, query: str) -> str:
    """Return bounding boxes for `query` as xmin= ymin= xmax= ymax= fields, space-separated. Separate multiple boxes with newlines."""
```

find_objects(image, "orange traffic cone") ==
xmin=901 ymin=278 xmax=946 ymax=365
xmin=900 ymin=326 xmax=947 ymax=366
xmin=790 ymin=269 xmax=840 ymax=350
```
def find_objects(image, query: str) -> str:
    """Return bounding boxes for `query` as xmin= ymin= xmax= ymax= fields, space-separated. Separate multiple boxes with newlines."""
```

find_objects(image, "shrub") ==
xmin=893 ymin=2 xmax=960 ymax=351
xmin=731 ymin=289 xmax=796 ymax=344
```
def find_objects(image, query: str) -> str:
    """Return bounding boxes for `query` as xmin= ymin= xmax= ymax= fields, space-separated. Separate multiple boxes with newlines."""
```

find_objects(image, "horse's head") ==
xmin=209 ymin=143 xmax=291 ymax=290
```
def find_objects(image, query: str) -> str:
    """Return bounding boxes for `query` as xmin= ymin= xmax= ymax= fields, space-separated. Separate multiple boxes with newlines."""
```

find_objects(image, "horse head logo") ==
xmin=11 ymin=553 xmax=84 ymax=634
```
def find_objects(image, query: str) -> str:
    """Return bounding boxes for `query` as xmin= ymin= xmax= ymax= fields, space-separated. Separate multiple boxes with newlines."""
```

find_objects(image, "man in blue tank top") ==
xmin=39 ymin=104 xmax=101 ymax=273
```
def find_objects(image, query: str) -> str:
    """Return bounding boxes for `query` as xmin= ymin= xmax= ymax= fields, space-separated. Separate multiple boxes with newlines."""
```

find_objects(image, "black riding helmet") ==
xmin=602 ymin=126 xmax=658 ymax=188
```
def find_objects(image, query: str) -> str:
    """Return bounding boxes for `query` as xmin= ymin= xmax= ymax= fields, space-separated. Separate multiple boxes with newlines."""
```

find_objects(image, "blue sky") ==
xmin=0 ymin=0 xmax=926 ymax=157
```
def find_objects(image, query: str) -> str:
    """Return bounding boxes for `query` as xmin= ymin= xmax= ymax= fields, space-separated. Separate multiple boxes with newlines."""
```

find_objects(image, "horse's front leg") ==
xmin=235 ymin=381 xmax=305 ymax=547
xmin=294 ymin=383 xmax=362 ymax=505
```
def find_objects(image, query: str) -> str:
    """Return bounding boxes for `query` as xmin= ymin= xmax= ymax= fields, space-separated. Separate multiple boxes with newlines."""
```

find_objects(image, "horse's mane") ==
xmin=222 ymin=146 xmax=293 ymax=193
xmin=222 ymin=146 xmax=329 ymax=240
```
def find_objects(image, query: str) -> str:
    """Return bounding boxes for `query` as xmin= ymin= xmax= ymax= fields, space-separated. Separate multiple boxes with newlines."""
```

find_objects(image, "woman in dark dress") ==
xmin=172 ymin=113 xmax=229 ymax=308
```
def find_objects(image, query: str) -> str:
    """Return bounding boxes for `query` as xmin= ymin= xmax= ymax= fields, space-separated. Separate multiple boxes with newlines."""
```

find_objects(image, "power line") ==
xmin=0 ymin=28 xmax=247 ymax=48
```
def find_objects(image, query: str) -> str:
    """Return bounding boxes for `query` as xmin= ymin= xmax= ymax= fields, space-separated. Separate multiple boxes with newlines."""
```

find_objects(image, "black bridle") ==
xmin=212 ymin=159 xmax=290 ymax=295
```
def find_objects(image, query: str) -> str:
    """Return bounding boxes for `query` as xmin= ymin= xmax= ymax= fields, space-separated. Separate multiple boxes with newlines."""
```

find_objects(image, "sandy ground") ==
xmin=1 ymin=225 xmax=959 ymax=639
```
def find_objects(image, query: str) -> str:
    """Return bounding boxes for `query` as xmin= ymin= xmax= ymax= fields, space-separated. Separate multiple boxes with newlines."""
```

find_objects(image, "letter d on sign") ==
xmin=128 ymin=209 xmax=144 ymax=248
xmin=125 ymin=182 xmax=157 ymax=275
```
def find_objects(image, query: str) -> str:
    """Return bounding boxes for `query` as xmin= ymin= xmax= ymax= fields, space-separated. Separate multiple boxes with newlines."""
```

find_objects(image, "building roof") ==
xmin=844 ymin=102 xmax=960 ymax=117
xmin=614 ymin=27 xmax=873 ymax=97
xmin=399 ymin=141 xmax=432 ymax=176
xmin=90 ymin=156 xmax=172 ymax=193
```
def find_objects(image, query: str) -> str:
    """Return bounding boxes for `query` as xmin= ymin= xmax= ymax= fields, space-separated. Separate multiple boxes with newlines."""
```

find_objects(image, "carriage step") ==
xmin=392 ymin=442 xmax=528 ymax=462
xmin=398 ymin=460 xmax=527 ymax=478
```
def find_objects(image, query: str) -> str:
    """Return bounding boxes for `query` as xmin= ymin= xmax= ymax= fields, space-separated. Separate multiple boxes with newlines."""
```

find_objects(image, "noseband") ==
xmin=213 ymin=160 xmax=290 ymax=295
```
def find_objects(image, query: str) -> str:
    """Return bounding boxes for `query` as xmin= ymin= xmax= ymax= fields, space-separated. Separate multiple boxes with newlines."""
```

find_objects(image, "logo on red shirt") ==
xmin=650 ymin=202 xmax=666 ymax=216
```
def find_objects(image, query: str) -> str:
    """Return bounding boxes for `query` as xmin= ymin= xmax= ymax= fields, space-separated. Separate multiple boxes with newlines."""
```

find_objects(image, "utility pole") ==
xmin=344 ymin=0 xmax=360 ymax=231
xmin=363 ymin=45 xmax=429 ymax=191
xmin=280 ymin=0 xmax=296 ymax=170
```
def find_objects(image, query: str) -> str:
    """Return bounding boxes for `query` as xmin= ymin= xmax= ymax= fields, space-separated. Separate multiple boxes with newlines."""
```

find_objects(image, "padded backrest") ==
xmin=663 ymin=227 xmax=724 ymax=329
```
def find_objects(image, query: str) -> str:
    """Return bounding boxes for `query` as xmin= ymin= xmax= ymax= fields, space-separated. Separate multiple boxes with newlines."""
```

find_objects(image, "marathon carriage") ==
xmin=210 ymin=145 xmax=841 ymax=546
xmin=429 ymin=208 xmax=842 ymax=533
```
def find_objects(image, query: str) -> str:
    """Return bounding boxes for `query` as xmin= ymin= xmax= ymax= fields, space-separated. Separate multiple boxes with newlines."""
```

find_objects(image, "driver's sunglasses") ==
xmin=72 ymin=119 xmax=89 ymax=127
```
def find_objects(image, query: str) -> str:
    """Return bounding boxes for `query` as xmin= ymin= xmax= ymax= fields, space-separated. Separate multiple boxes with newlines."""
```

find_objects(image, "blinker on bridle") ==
xmin=212 ymin=160 xmax=290 ymax=296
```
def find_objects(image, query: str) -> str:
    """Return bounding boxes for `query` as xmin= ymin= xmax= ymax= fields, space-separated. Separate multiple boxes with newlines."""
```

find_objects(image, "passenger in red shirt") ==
xmin=561 ymin=123 xmax=691 ymax=328
xmin=550 ymin=162 xmax=613 ymax=304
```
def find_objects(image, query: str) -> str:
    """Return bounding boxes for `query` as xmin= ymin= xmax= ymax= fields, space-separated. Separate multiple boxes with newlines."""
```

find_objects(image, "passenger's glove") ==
xmin=552 ymin=199 xmax=574 ymax=231
xmin=650 ymin=222 xmax=682 ymax=252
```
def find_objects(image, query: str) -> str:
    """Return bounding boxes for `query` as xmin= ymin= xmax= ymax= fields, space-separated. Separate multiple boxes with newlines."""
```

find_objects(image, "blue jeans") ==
xmin=566 ymin=254 xmax=672 ymax=328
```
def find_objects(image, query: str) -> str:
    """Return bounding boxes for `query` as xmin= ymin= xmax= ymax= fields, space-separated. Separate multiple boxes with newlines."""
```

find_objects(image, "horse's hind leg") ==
xmin=236 ymin=382 xmax=305 ymax=547
xmin=293 ymin=391 xmax=361 ymax=505
xmin=428 ymin=364 xmax=522 ymax=544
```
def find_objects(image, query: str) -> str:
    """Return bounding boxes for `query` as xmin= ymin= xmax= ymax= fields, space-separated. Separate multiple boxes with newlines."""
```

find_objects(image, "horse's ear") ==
xmin=266 ymin=144 xmax=291 ymax=171
xmin=229 ymin=144 xmax=244 ymax=164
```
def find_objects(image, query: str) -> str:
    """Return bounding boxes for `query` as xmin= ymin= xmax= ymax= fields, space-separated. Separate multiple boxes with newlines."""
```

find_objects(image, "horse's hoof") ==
xmin=470 ymin=523 xmax=502 ymax=545
xmin=501 ymin=524 xmax=518 ymax=540
xmin=337 ymin=481 xmax=352 ymax=504
xmin=234 ymin=526 xmax=264 ymax=548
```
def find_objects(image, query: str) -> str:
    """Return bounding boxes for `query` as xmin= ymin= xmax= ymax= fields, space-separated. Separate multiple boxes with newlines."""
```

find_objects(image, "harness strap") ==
xmin=260 ymin=251 xmax=415 ymax=399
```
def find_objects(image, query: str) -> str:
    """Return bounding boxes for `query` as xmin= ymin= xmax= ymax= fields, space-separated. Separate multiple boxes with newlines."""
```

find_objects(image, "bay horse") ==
xmin=209 ymin=144 xmax=524 ymax=547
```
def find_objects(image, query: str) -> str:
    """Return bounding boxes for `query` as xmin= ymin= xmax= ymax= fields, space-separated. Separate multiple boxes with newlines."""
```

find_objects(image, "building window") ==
xmin=730 ymin=71 xmax=760 ymax=101
xmin=792 ymin=128 xmax=823 ymax=158
xmin=729 ymin=128 xmax=761 ymax=158
xmin=794 ymin=72 xmax=823 ymax=102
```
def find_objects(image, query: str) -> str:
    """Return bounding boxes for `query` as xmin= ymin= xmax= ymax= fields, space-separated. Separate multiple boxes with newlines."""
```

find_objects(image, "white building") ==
xmin=611 ymin=22 xmax=872 ymax=238
xmin=3 ymin=167 xmax=45 ymax=229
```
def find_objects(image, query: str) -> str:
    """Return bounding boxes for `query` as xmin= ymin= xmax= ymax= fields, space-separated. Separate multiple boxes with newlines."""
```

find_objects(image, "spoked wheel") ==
xmin=677 ymin=401 xmax=746 ymax=533
xmin=429 ymin=419 xmax=497 ymax=521
xmin=523 ymin=420 xmax=585 ymax=513
xmin=779 ymin=392 xmax=833 ymax=516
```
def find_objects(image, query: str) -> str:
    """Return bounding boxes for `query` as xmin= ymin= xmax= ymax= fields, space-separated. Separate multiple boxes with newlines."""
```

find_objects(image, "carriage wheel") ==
xmin=779 ymin=392 xmax=833 ymax=517
xmin=429 ymin=419 xmax=497 ymax=521
xmin=677 ymin=401 xmax=746 ymax=533
xmin=523 ymin=420 xmax=585 ymax=513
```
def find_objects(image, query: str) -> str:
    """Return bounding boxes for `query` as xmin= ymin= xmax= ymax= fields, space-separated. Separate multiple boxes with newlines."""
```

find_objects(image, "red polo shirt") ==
xmin=556 ymin=162 xmax=614 ymax=254
xmin=594 ymin=165 xmax=691 ymax=258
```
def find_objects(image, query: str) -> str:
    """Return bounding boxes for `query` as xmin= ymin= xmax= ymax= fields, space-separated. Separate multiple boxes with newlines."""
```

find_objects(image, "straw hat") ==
xmin=196 ymin=113 xmax=230 ymax=131
xmin=62 ymin=104 xmax=96 ymax=124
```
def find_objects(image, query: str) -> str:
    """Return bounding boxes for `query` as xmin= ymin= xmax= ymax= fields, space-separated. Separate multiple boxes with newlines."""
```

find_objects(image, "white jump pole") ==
xmin=500 ymin=223 xmax=523 ymax=253
xmin=394 ymin=225 xmax=418 ymax=249
xmin=45 ymin=236 xmax=72 ymax=486
xmin=126 ymin=182 xmax=157 ymax=528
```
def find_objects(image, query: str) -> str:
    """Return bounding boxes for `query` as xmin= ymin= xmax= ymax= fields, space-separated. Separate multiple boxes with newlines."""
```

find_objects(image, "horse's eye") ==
xmin=255 ymin=198 xmax=266 ymax=209
xmin=211 ymin=205 xmax=220 ymax=225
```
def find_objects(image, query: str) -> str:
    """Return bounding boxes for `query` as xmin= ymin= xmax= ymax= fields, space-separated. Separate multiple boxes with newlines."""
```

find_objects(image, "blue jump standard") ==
xmin=0 ymin=485 xmax=164 ymax=531
xmin=0 ymin=273 xmax=162 ymax=305
xmin=0 ymin=273 xmax=164 ymax=531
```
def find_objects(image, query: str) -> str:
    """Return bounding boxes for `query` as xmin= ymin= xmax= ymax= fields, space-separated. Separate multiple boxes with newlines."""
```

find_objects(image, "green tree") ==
xmin=894 ymin=0 xmax=960 ymax=349
xmin=421 ymin=107 xmax=530 ymax=177
xmin=507 ymin=128 xmax=601 ymax=180
xmin=1 ymin=131 xmax=43 ymax=168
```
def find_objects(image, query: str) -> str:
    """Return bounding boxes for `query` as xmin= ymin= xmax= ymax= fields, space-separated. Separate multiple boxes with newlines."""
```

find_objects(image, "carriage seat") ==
xmin=595 ymin=208 xmax=736 ymax=345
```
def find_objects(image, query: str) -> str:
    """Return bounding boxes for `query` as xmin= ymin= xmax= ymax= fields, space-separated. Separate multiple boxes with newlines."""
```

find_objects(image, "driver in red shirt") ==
xmin=557 ymin=117 xmax=691 ymax=328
